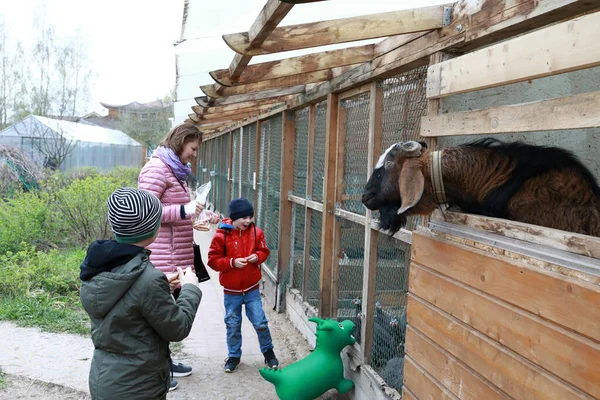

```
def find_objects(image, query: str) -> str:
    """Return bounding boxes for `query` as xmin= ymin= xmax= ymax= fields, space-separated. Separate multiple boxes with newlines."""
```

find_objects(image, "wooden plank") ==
xmin=407 ymin=294 xmax=592 ymax=400
xmin=427 ymin=11 xmax=600 ymax=99
xmin=410 ymin=263 xmax=600 ymax=398
xmin=202 ymin=107 xmax=288 ymax=141
xmin=223 ymin=5 xmax=449 ymax=56
xmin=406 ymin=326 xmax=512 ymax=400
xmin=402 ymin=386 xmax=418 ymax=400
xmin=202 ymin=85 xmax=305 ymax=106
xmin=254 ymin=121 xmax=261 ymax=208
xmin=198 ymin=109 xmax=265 ymax=121
xmin=212 ymin=45 xmax=374 ymax=86
xmin=228 ymin=0 xmax=294 ymax=79
xmin=194 ymin=102 xmax=282 ymax=117
xmin=280 ymin=0 xmax=327 ymax=3
xmin=286 ymin=0 xmax=600 ymax=110
xmin=360 ymin=82 xmax=383 ymax=364
xmin=194 ymin=96 xmax=292 ymax=113
xmin=411 ymin=231 xmax=600 ymax=343
xmin=303 ymin=104 xmax=316 ymax=301
xmin=203 ymin=70 xmax=331 ymax=97
xmin=227 ymin=131 xmax=233 ymax=206
xmin=196 ymin=111 xmax=260 ymax=125
xmin=319 ymin=93 xmax=339 ymax=318
xmin=421 ymin=90 xmax=600 ymax=136
xmin=277 ymin=111 xmax=296 ymax=295
xmin=374 ymin=31 xmax=430 ymax=58
xmin=431 ymin=210 xmax=600 ymax=260
xmin=404 ymin=355 xmax=460 ymax=400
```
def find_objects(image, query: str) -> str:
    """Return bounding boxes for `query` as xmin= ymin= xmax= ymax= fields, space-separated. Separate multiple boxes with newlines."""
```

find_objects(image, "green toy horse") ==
xmin=259 ymin=317 xmax=356 ymax=400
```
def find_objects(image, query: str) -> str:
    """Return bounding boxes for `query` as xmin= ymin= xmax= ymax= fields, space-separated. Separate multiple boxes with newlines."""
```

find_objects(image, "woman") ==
xmin=138 ymin=123 xmax=219 ymax=391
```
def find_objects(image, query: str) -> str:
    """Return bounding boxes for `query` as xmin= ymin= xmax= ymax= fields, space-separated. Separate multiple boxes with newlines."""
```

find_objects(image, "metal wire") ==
xmin=293 ymin=107 xmax=310 ymax=196
xmin=307 ymin=210 xmax=322 ymax=308
xmin=311 ymin=101 xmax=327 ymax=202
xmin=289 ymin=204 xmax=306 ymax=291
xmin=336 ymin=219 xmax=365 ymax=342
xmin=341 ymin=93 xmax=370 ymax=216
xmin=370 ymin=234 xmax=411 ymax=392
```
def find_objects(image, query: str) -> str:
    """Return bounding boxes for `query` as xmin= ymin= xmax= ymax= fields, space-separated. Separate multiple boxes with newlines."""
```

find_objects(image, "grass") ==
xmin=0 ymin=367 xmax=5 ymax=390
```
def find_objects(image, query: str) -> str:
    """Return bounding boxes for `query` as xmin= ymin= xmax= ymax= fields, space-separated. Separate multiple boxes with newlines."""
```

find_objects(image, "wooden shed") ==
xmin=175 ymin=0 xmax=600 ymax=398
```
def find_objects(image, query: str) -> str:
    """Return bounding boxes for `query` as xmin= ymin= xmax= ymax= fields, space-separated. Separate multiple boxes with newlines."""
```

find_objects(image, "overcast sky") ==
xmin=0 ymin=0 xmax=449 ymax=116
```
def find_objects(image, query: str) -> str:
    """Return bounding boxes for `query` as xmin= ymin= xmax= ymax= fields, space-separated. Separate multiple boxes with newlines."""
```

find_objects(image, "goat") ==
xmin=362 ymin=139 xmax=600 ymax=237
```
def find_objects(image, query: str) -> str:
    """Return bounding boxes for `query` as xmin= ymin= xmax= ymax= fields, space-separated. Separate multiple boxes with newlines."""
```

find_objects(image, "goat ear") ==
xmin=397 ymin=161 xmax=425 ymax=215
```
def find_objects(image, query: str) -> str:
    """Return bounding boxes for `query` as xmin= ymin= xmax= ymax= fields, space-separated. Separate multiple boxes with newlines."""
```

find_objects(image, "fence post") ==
xmin=302 ymin=104 xmax=316 ymax=301
xmin=361 ymin=81 xmax=384 ymax=364
xmin=276 ymin=110 xmax=296 ymax=312
xmin=319 ymin=93 xmax=339 ymax=319
xmin=227 ymin=131 xmax=233 ymax=208
xmin=255 ymin=121 xmax=262 ymax=208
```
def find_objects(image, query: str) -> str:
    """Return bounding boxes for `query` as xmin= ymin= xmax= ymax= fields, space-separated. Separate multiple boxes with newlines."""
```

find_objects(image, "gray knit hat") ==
xmin=107 ymin=187 xmax=162 ymax=244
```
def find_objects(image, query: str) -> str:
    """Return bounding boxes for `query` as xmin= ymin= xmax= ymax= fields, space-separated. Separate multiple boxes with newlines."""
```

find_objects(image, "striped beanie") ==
xmin=107 ymin=188 xmax=162 ymax=244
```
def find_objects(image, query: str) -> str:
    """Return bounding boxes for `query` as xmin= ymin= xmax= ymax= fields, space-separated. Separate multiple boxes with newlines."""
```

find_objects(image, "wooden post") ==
xmin=227 ymin=130 xmax=233 ymax=206
xmin=330 ymin=103 xmax=346 ymax=320
xmin=276 ymin=110 xmax=296 ymax=311
xmin=361 ymin=81 xmax=383 ymax=363
xmin=421 ymin=51 xmax=451 ymax=227
xmin=302 ymin=104 xmax=316 ymax=301
xmin=319 ymin=93 xmax=339 ymax=319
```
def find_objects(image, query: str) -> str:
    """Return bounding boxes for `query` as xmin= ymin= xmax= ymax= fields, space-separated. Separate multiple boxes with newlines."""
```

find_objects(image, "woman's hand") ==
xmin=207 ymin=211 xmax=221 ymax=224
xmin=246 ymin=254 xmax=258 ymax=263
xmin=167 ymin=273 xmax=180 ymax=293
xmin=178 ymin=266 xmax=199 ymax=287
xmin=233 ymin=258 xmax=247 ymax=268
xmin=184 ymin=200 xmax=204 ymax=217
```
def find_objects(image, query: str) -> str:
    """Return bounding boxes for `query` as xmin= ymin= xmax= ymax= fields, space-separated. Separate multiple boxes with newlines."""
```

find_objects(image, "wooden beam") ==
xmin=276 ymin=110 xmax=296 ymax=311
xmin=212 ymin=45 xmax=374 ymax=86
xmin=280 ymin=0 xmax=327 ymax=3
xmin=319 ymin=93 xmax=339 ymax=318
xmin=421 ymin=90 xmax=600 ymax=137
xmin=374 ymin=31 xmax=430 ymax=57
xmin=361 ymin=82 xmax=383 ymax=365
xmin=302 ymin=104 xmax=316 ymax=301
xmin=427 ymin=11 xmax=600 ymax=99
xmin=188 ymin=113 xmax=200 ymax=122
xmin=195 ymin=104 xmax=281 ymax=120
xmin=202 ymin=85 xmax=305 ymax=107
xmin=223 ymin=5 xmax=449 ymax=56
xmin=196 ymin=110 xmax=260 ymax=125
xmin=228 ymin=0 xmax=294 ymax=79
xmin=194 ymin=96 xmax=293 ymax=113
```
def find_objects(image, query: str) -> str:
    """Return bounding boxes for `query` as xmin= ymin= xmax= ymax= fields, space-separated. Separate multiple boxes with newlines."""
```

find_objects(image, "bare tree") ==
xmin=0 ymin=17 xmax=26 ymax=129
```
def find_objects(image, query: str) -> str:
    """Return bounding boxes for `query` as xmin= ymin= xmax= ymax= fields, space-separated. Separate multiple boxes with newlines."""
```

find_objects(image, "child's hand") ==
xmin=246 ymin=254 xmax=258 ymax=263
xmin=233 ymin=258 xmax=248 ymax=268
xmin=167 ymin=273 xmax=180 ymax=293
xmin=178 ymin=266 xmax=199 ymax=287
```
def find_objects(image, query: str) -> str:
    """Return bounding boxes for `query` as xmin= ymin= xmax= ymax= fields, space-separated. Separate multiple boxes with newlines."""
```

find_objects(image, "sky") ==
xmin=0 ymin=0 xmax=450 ymax=117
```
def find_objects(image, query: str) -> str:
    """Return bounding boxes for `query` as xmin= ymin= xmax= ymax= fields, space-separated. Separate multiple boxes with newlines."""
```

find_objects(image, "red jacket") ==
xmin=207 ymin=219 xmax=270 ymax=294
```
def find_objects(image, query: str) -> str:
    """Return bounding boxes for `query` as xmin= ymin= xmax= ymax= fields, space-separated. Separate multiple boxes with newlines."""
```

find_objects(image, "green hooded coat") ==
xmin=80 ymin=240 xmax=202 ymax=400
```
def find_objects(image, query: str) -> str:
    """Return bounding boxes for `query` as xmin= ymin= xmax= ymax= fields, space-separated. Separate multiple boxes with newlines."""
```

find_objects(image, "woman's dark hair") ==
xmin=159 ymin=123 xmax=202 ymax=155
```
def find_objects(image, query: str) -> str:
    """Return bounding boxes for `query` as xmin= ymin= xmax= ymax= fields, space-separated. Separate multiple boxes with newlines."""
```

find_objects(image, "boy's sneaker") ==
xmin=169 ymin=379 xmax=179 ymax=392
xmin=171 ymin=361 xmax=192 ymax=377
xmin=224 ymin=357 xmax=241 ymax=373
xmin=263 ymin=349 xmax=279 ymax=369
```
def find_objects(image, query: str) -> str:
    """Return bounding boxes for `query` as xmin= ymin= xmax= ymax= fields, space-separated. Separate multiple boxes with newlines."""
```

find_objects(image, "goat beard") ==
xmin=378 ymin=204 xmax=408 ymax=234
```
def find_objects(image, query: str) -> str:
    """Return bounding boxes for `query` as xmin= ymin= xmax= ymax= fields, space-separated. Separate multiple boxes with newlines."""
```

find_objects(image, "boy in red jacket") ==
xmin=207 ymin=197 xmax=279 ymax=373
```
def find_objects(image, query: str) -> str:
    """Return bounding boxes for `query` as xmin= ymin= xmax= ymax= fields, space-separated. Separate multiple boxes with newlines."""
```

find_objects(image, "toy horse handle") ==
xmin=308 ymin=317 xmax=323 ymax=325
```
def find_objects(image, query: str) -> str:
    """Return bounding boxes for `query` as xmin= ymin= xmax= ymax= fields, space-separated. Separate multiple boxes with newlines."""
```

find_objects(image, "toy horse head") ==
xmin=309 ymin=317 xmax=356 ymax=351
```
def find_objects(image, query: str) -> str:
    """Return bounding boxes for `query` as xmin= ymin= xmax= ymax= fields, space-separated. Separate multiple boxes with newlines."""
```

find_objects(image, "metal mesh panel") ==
xmin=216 ymin=134 xmax=229 ymax=214
xmin=289 ymin=204 xmax=306 ymax=291
xmin=311 ymin=101 xmax=327 ymax=202
xmin=336 ymin=219 xmax=365 ymax=342
xmin=371 ymin=235 xmax=411 ymax=392
xmin=380 ymin=66 xmax=428 ymax=230
xmin=230 ymin=129 xmax=240 ymax=199
xmin=241 ymin=124 xmax=256 ymax=203
xmin=341 ymin=93 xmax=370 ymax=215
xmin=293 ymin=107 xmax=310 ymax=196
xmin=306 ymin=211 xmax=322 ymax=308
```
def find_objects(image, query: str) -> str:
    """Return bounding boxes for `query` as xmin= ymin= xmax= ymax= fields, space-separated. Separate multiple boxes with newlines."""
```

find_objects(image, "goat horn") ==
xmin=400 ymin=141 xmax=423 ymax=157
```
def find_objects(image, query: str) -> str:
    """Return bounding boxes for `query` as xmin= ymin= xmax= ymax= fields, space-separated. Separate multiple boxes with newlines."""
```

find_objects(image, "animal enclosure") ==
xmin=182 ymin=0 xmax=600 ymax=399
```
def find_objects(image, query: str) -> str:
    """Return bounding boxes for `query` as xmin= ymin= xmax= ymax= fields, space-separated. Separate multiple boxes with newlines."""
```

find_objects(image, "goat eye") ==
xmin=338 ymin=323 xmax=345 ymax=330
xmin=385 ymin=160 xmax=394 ymax=168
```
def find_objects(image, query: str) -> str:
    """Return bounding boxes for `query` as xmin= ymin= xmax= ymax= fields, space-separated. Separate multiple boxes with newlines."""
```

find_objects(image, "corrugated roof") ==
xmin=31 ymin=115 xmax=142 ymax=146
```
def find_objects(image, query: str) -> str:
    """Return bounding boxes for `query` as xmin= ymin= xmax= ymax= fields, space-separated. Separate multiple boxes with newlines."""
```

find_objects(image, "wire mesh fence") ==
xmin=256 ymin=114 xmax=282 ymax=273
xmin=340 ymin=92 xmax=370 ymax=216
xmin=293 ymin=107 xmax=310 ymax=196
xmin=336 ymin=218 xmax=365 ymax=342
xmin=289 ymin=203 xmax=306 ymax=291
xmin=231 ymin=128 xmax=241 ymax=199
xmin=311 ymin=101 xmax=327 ymax=202
xmin=380 ymin=66 xmax=428 ymax=230
xmin=306 ymin=210 xmax=322 ymax=308
xmin=241 ymin=123 xmax=257 ymax=204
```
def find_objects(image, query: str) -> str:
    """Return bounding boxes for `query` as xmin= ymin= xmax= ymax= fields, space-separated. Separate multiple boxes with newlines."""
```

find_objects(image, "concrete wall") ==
xmin=438 ymin=66 xmax=600 ymax=182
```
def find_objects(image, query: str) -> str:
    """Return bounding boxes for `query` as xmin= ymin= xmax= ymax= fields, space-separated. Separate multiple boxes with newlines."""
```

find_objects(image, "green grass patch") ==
xmin=0 ymin=247 xmax=89 ymax=335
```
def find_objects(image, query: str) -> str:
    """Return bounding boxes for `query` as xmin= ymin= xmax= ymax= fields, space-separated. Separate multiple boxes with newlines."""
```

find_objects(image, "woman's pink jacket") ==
xmin=138 ymin=156 xmax=194 ymax=275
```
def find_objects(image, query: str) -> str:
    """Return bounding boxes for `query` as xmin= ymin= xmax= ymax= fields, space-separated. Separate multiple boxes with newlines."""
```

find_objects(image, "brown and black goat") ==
xmin=362 ymin=139 xmax=600 ymax=237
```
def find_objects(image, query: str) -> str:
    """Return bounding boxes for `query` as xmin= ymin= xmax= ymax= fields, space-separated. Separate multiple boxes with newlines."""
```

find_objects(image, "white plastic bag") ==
xmin=193 ymin=182 xmax=213 ymax=231
xmin=195 ymin=181 xmax=212 ymax=206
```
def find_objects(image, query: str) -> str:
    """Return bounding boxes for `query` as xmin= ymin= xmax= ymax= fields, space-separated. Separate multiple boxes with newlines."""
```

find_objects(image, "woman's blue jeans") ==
xmin=224 ymin=288 xmax=273 ymax=358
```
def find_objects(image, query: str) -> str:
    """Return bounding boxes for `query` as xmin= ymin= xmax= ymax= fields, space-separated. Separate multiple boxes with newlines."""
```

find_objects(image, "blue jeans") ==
xmin=224 ymin=289 xmax=273 ymax=358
